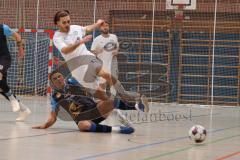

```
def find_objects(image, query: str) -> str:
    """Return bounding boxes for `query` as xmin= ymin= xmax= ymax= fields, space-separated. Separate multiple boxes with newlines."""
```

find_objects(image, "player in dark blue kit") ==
xmin=33 ymin=70 xmax=148 ymax=134
xmin=0 ymin=24 xmax=31 ymax=121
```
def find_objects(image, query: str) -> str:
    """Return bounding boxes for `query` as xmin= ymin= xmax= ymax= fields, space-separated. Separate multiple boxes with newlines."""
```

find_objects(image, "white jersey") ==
xmin=53 ymin=25 xmax=97 ymax=90
xmin=53 ymin=25 xmax=94 ymax=61
xmin=91 ymin=34 xmax=119 ymax=74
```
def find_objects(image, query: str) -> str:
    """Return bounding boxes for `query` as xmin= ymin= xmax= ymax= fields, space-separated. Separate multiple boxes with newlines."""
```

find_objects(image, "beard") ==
xmin=60 ymin=25 xmax=70 ymax=32
xmin=65 ymin=26 xmax=70 ymax=32
xmin=102 ymin=29 xmax=109 ymax=34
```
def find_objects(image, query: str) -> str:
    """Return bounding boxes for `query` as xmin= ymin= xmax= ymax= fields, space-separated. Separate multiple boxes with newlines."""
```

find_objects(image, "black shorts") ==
xmin=74 ymin=113 xmax=106 ymax=125
xmin=91 ymin=116 xmax=106 ymax=124
xmin=70 ymin=95 xmax=106 ymax=125
xmin=0 ymin=55 xmax=11 ymax=78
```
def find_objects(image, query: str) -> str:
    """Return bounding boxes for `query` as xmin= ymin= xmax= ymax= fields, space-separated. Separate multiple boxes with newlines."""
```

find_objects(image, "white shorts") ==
xmin=72 ymin=65 xmax=98 ymax=90
xmin=66 ymin=55 xmax=103 ymax=90
xmin=98 ymin=56 xmax=118 ymax=84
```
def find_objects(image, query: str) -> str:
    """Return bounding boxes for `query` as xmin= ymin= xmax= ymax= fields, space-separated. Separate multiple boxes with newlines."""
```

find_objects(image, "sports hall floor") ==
xmin=0 ymin=97 xmax=239 ymax=160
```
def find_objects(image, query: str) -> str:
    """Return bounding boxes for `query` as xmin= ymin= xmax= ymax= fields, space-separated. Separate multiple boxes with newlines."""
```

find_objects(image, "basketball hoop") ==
xmin=174 ymin=4 xmax=184 ymax=20
xmin=166 ymin=0 xmax=196 ymax=20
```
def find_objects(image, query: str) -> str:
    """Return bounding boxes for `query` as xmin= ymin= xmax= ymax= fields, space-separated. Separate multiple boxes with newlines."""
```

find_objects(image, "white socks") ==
xmin=112 ymin=126 xmax=121 ymax=133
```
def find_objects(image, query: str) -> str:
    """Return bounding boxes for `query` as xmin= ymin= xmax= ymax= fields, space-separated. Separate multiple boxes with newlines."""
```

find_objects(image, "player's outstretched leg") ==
xmin=15 ymin=101 xmax=31 ymax=121
xmin=0 ymin=76 xmax=20 ymax=112
xmin=77 ymin=120 xmax=134 ymax=134
xmin=98 ymin=69 xmax=139 ymax=100
xmin=112 ymin=109 xmax=133 ymax=127
xmin=0 ymin=61 xmax=31 ymax=121
xmin=1 ymin=91 xmax=31 ymax=121
xmin=72 ymin=99 xmax=135 ymax=134
xmin=97 ymin=69 xmax=149 ymax=112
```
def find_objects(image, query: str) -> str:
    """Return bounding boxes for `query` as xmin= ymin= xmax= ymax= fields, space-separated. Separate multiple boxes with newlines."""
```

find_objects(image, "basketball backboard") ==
xmin=166 ymin=0 xmax=197 ymax=10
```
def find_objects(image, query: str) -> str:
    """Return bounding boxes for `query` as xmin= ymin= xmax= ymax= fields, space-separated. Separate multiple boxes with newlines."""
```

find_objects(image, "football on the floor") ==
xmin=189 ymin=125 xmax=207 ymax=143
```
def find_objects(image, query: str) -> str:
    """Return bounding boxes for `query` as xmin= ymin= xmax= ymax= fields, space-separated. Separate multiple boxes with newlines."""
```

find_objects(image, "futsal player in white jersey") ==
xmin=53 ymin=10 xmax=149 ymax=112
xmin=91 ymin=21 xmax=119 ymax=95
xmin=91 ymin=21 xmax=136 ymax=124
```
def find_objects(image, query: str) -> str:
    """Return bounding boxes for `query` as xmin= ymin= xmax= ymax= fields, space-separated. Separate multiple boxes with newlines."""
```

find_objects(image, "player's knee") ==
xmin=78 ymin=121 xmax=92 ymax=131
xmin=103 ymin=72 xmax=117 ymax=84
xmin=103 ymin=72 xmax=112 ymax=81
xmin=106 ymin=100 xmax=114 ymax=106
xmin=95 ymin=66 xmax=102 ymax=74
xmin=98 ymin=99 xmax=113 ymax=107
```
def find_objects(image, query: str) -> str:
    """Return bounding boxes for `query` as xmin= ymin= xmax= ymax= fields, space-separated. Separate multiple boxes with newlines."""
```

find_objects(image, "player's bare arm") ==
xmin=12 ymin=32 xmax=25 ymax=59
xmin=61 ymin=35 xmax=92 ymax=54
xmin=32 ymin=111 xmax=57 ymax=129
xmin=85 ymin=19 xmax=105 ymax=34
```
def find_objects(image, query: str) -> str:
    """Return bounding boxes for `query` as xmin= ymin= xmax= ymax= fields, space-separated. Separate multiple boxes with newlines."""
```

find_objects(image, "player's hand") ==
xmin=32 ymin=125 xmax=46 ymax=129
xmin=18 ymin=47 xmax=25 ymax=59
xmin=96 ymin=19 xmax=105 ymax=27
xmin=82 ymin=35 xmax=93 ymax=43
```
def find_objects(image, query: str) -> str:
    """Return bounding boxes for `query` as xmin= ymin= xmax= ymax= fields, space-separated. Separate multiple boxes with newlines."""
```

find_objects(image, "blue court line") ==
xmin=76 ymin=125 xmax=240 ymax=160
xmin=133 ymin=112 xmax=221 ymax=125
xmin=141 ymin=134 xmax=240 ymax=160
xmin=192 ymin=113 xmax=220 ymax=118
xmin=0 ymin=130 xmax=78 ymax=141
xmin=0 ymin=113 xmax=217 ymax=140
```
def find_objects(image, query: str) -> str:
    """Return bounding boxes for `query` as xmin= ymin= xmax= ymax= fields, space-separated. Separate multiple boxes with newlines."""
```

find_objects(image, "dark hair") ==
xmin=54 ymin=10 xmax=70 ymax=25
xmin=49 ymin=70 xmax=60 ymax=79
xmin=49 ymin=70 xmax=65 ymax=91
xmin=49 ymin=70 xmax=62 ymax=84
